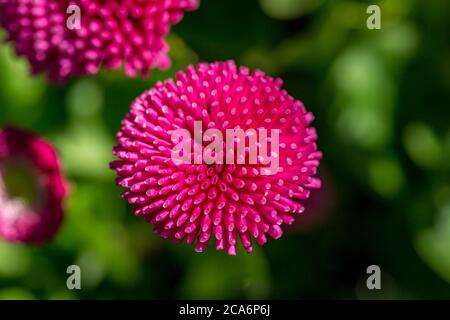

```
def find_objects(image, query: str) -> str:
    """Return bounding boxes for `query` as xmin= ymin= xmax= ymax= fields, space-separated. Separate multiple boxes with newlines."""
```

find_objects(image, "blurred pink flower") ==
xmin=111 ymin=61 xmax=322 ymax=255
xmin=0 ymin=0 xmax=199 ymax=82
xmin=0 ymin=126 xmax=68 ymax=244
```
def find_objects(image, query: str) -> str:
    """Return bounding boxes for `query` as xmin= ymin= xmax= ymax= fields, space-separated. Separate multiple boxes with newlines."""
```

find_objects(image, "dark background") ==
xmin=0 ymin=0 xmax=449 ymax=299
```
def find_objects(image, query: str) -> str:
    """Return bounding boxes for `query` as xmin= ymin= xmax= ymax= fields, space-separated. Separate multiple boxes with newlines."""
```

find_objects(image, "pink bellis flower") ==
xmin=0 ymin=0 xmax=200 ymax=82
xmin=0 ymin=126 xmax=68 ymax=244
xmin=111 ymin=61 xmax=322 ymax=255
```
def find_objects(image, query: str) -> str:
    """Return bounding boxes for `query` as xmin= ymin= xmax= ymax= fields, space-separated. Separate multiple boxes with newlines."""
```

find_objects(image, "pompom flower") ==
xmin=0 ymin=127 xmax=68 ymax=244
xmin=111 ymin=61 xmax=322 ymax=255
xmin=0 ymin=0 xmax=199 ymax=82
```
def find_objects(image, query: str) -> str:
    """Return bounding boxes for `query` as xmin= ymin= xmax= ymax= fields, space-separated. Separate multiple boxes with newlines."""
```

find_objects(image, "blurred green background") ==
xmin=0 ymin=0 xmax=450 ymax=299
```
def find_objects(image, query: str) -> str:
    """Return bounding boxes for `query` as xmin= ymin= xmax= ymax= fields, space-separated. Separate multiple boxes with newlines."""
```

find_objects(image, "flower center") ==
xmin=0 ymin=159 xmax=42 ymax=212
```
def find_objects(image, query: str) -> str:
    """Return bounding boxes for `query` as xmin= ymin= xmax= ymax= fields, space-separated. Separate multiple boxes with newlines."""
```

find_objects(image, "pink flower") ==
xmin=0 ymin=0 xmax=199 ymax=82
xmin=111 ymin=61 xmax=322 ymax=255
xmin=0 ymin=126 xmax=68 ymax=244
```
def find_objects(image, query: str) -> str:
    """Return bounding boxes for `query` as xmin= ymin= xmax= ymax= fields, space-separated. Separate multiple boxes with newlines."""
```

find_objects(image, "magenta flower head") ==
xmin=111 ymin=61 xmax=322 ymax=255
xmin=0 ymin=0 xmax=199 ymax=82
xmin=0 ymin=126 xmax=68 ymax=244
